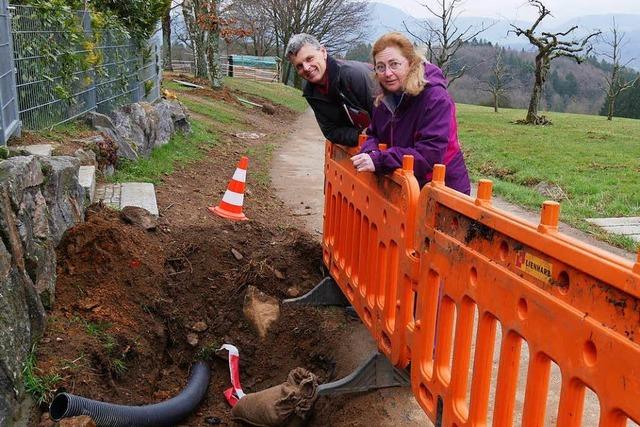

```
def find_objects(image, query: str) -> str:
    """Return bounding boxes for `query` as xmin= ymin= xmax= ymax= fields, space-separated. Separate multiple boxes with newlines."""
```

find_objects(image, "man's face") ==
xmin=290 ymin=44 xmax=328 ymax=84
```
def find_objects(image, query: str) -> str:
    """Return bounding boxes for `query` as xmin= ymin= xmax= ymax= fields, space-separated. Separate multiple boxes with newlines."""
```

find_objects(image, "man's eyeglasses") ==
xmin=374 ymin=60 xmax=404 ymax=74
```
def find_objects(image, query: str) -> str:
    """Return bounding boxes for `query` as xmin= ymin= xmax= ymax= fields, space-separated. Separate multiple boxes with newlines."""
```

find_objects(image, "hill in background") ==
xmin=351 ymin=3 xmax=640 ymax=117
xmin=367 ymin=3 xmax=640 ymax=69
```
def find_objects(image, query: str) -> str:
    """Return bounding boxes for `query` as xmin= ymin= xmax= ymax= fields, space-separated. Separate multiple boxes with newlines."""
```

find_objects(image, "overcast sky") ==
xmin=373 ymin=0 xmax=640 ymax=22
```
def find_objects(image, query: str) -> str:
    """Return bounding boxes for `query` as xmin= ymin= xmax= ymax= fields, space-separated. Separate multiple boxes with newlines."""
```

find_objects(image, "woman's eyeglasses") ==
xmin=374 ymin=60 xmax=404 ymax=74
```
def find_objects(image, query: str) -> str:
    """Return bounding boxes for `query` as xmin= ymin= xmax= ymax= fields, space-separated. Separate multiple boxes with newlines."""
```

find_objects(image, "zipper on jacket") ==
xmin=382 ymin=92 xmax=405 ymax=148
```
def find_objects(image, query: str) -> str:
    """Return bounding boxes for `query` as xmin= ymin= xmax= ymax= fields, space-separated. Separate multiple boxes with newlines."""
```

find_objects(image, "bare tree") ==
xmin=182 ymin=0 xmax=209 ymax=78
xmin=162 ymin=2 xmax=182 ymax=71
xmin=480 ymin=47 xmax=511 ymax=112
xmin=510 ymin=0 xmax=600 ymax=124
xmin=263 ymin=0 xmax=371 ymax=84
xmin=601 ymin=18 xmax=639 ymax=121
xmin=226 ymin=0 xmax=276 ymax=56
xmin=404 ymin=0 xmax=489 ymax=86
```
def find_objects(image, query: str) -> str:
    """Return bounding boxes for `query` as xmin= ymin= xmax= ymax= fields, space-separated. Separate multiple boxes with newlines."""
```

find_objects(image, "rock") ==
xmin=243 ymin=286 xmax=280 ymax=339
xmin=273 ymin=268 xmax=285 ymax=280
xmin=120 ymin=206 xmax=157 ymax=231
xmin=73 ymin=148 xmax=97 ymax=166
xmin=192 ymin=321 xmax=208 ymax=332
xmin=231 ymin=248 xmax=244 ymax=261
xmin=38 ymin=412 xmax=55 ymax=427
xmin=38 ymin=157 xmax=85 ymax=245
xmin=187 ymin=333 xmax=199 ymax=347
xmin=286 ymin=286 xmax=301 ymax=298
xmin=92 ymin=100 xmax=191 ymax=162
xmin=155 ymin=99 xmax=191 ymax=140
xmin=0 ymin=154 xmax=86 ymax=425
xmin=111 ymin=103 xmax=153 ymax=156
xmin=261 ymin=103 xmax=276 ymax=115
xmin=59 ymin=415 xmax=96 ymax=427
xmin=84 ymin=112 xmax=138 ymax=161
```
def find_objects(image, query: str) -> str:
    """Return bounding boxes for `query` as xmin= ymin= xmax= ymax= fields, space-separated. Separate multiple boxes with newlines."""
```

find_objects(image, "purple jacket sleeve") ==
xmin=359 ymin=119 xmax=380 ymax=154
xmin=371 ymin=87 xmax=452 ymax=177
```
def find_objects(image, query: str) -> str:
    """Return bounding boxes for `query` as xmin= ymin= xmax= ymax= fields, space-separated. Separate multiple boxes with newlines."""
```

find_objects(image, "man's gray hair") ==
xmin=285 ymin=33 xmax=322 ymax=59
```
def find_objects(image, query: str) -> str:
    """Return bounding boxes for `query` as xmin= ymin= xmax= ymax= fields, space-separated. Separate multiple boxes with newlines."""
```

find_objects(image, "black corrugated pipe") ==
xmin=49 ymin=361 xmax=210 ymax=427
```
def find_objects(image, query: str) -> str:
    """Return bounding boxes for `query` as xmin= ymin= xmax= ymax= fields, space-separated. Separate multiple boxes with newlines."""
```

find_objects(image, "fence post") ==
xmin=81 ymin=10 xmax=96 ymax=113
xmin=0 ymin=0 xmax=21 ymax=145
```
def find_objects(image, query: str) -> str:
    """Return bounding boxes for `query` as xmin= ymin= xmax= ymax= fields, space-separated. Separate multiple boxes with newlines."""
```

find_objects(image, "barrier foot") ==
xmin=282 ymin=276 xmax=349 ymax=306
xmin=317 ymin=352 xmax=409 ymax=396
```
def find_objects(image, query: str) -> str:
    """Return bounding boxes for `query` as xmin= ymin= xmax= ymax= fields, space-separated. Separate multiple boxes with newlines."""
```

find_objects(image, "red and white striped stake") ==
xmin=218 ymin=344 xmax=245 ymax=406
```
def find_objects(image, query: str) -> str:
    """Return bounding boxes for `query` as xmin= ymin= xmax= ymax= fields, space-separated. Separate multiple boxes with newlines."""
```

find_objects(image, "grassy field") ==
xmin=457 ymin=104 xmax=640 ymax=251
xmin=222 ymin=77 xmax=308 ymax=113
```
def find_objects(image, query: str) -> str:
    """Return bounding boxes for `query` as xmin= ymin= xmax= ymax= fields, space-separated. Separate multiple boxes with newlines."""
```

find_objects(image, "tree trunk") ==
xmin=607 ymin=97 xmax=614 ymax=120
xmin=525 ymin=56 xmax=546 ymax=123
xmin=183 ymin=0 xmax=208 ymax=78
xmin=194 ymin=40 xmax=208 ymax=78
xmin=493 ymin=93 xmax=498 ymax=113
xmin=206 ymin=31 xmax=222 ymax=89
xmin=162 ymin=9 xmax=173 ymax=71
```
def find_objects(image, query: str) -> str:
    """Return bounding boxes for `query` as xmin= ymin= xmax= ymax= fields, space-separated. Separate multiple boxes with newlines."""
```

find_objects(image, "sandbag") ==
xmin=231 ymin=367 xmax=318 ymax=427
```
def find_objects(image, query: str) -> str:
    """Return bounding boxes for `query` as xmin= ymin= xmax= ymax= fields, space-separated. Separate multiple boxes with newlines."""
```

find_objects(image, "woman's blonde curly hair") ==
xmin=372 ymin=32 xmax=428 ymax=106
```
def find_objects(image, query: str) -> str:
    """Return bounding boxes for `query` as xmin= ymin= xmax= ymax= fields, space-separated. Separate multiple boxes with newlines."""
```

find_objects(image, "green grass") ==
xmin=180 ymin=98 xmax=238 ymax=125
xmin=222 ymin=77 xmax=307 ymax=113
xmin=23 ymin=346 xmax=62 ymax=405
xmin=111 ymin=119 xmax=218 ymax=184
xmin=38 ymin=120 xmax=92 ymax=141
xmin=246 ymin=142 xmax=277 ymax=187
xmin=457 ymin=104 xmax=640 ymax=251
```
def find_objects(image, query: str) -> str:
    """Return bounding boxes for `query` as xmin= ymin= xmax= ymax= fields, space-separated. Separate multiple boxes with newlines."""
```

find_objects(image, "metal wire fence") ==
xmin=7 ymin=3 xmax=160 ymax=132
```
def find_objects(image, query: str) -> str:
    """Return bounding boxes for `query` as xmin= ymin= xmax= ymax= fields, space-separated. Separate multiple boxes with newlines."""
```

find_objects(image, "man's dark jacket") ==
xmin=302 ymin=56 xmax=375 ymax=146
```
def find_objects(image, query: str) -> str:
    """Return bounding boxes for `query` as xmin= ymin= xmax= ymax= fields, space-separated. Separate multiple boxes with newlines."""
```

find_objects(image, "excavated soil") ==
xmin=33 ymin=78 xmax=375 ymax=426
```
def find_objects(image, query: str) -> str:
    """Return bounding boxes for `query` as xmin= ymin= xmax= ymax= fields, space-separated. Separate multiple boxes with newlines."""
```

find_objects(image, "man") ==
xmin=286 ymin=34 xmax=376 ymax=147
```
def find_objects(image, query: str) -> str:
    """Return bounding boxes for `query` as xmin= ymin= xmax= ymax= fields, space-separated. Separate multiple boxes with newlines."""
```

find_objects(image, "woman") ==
xmin=350 ymin=32 xmax=471 ymax=195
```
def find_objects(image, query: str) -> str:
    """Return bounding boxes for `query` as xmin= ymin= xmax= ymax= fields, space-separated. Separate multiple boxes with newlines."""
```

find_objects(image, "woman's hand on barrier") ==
xmin=350 ymin=153 xmax=375 ymax=172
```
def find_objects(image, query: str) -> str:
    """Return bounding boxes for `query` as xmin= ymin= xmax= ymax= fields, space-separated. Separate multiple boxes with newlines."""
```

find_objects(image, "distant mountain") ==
xmin=367 ymin=4 xmax=640 ymax=70
xmin=367 ymin=3 xmax=421 ymax=41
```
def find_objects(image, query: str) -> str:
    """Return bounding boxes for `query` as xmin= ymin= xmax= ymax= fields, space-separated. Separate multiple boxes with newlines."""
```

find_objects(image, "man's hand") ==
xmin=350 ymin=153 xmax=375 ymax=172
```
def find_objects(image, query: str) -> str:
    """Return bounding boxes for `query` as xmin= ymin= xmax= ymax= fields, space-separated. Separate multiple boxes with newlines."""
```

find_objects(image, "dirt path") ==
xmin=271 ymin=108 xmax=325 ymax=238
xmin=272 ymin=108 xmax=431 ymax=427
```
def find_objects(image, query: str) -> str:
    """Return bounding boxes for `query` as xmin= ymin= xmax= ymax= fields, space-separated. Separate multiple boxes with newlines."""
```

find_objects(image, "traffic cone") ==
xmin=209 ymin=156 xmax=249 ymax=221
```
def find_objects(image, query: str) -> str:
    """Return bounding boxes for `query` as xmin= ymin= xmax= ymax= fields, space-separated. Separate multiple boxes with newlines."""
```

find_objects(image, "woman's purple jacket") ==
xmin=359 ymin=62 xmax=471 ymax=195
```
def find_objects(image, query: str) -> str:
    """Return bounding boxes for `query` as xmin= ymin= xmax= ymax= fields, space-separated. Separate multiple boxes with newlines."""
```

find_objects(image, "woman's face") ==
xmin=374 ymin=46 xmax=410 ymax=93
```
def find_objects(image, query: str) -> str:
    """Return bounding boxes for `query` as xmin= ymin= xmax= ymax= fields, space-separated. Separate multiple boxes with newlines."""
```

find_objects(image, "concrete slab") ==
xmin=120 ymin=182 xmax=158 ymax=216
xmin=78 ymin=166 xmax=96 ymax=203
xmin=586 ymin=217 xmax=640 ymax=243
xmin=23 ymin=144 xmax=53 ymax=156
xmin=95 ymin=183 xmax=121 ymax=209
xmin=587 ymin=217 xmax=640 ymax=227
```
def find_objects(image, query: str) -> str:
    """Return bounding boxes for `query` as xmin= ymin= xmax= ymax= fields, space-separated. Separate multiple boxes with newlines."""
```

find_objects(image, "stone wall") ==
xmin=0 ymin=156 xmax=84 ymax=425
xmin=87 ymin=99 xmax=191 ymax=162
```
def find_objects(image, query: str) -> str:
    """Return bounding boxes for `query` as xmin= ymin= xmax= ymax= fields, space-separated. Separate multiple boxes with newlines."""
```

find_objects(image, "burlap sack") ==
xmin=231 ymin=367 xmax=318 ymax=427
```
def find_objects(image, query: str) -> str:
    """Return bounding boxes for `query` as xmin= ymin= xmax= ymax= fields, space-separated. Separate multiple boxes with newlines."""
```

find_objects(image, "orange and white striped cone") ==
xmin=208 ymin=156 xmax=249 ymax=221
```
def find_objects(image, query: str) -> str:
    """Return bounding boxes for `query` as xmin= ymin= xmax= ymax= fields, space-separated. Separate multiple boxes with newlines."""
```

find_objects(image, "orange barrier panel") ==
xmin=411 ymin=165 xmax=640 ymax=426
xmin=322 ymin=140 xmax=420 ymax=367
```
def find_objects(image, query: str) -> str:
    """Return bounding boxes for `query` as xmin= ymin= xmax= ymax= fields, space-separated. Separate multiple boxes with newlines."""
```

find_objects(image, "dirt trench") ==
xmin=32 ymin=79 xmax=427 ymax=427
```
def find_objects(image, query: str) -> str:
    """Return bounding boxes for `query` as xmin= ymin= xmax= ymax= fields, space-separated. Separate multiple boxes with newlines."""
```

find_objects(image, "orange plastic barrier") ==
xmin=322 ymin=140 xmax=420 ymax=367
xmin=322 ymin=147 xmax=640 ymax=425
xmin=410 ymin=165 xmax=640 ymax=426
